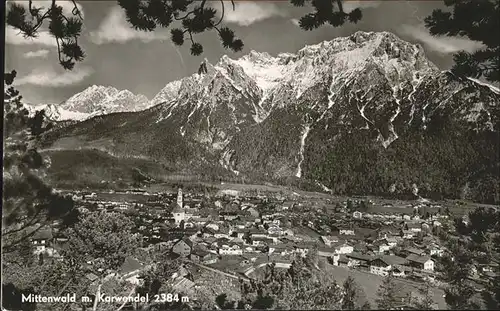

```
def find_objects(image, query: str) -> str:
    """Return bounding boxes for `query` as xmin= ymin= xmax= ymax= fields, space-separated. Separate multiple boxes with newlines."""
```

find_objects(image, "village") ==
xmin=29 ymin=186 xmax=496 ymax=308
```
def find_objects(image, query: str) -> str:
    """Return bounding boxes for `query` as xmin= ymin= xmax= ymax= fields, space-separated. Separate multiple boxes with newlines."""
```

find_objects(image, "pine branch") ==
xmin=213 ymin=0 xmax=225 ymax=27
xmin=174 ymin=9 xmax=195 ymax=21
xmin=188 ymin=31 xmax=195 ymax=45
xmin=336 ymin=0 xmax=344 ymax=13
xmin=71 ymin=0 xmax=83 ymax=19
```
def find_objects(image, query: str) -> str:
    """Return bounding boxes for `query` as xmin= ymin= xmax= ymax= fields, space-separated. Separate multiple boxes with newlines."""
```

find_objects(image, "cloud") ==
xmin=217 ymin=1 xmax=288 ymax=26
xmin=89 ymin=7 xmax=168 ymax=44
xmin=291 ymin=18 xmax=300 ymax=27
xmin=6 ymin=26 xmax=57 ymax=46
xmin=24 ymin=49 xmax=50 ymax=59
xmin=15 ymin=67 xmax=94 ymax=87
xmin=399 ymin=24 xmax=484 ymax=54
xmin=91 ymin=1 xmax=286 ymax=44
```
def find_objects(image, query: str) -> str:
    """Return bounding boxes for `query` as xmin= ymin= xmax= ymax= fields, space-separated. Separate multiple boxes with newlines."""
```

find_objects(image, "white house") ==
xmin=428 ymin=244 xmax=444 ymax=257
xmin=378 ymin=243 xmax=392 ymax=253
xmin=369 ymin=258 xmax=392 ymax=276
xmin=407 ymin=255 xmax=435 ymax=271
xmin=219 ymin=243 xmax=243 ymax=256
xmin=267 ymin=226 xmax=282 ymax=236
xmin=353 ymin=211 xmax=363 ymax=219
xmin=402 ymin=230 xmax=414 ymax=239
xmin=384 ymin=237 xmax=398 ymax=248
xmin=321 ymin=235 xmax=339 ymax=247
xmin=432 ymin=220 xmax=442 ymax=227
xmin=423 ymin=259 xmax=434 ymax=271
xmin=408 ymin=223 xmax=422 ymax=233
xmin=32 ymin=230 xmax=53 ymax=254
xmin=334 ymin=242 xmax=353 ymax=254
xmin=391 ymin=265 xmax=409 ymax=278
xmin=339 ymin=229 xmax=355 ymax=236
xmin=205 ymin=223 xmax=220 ymax=231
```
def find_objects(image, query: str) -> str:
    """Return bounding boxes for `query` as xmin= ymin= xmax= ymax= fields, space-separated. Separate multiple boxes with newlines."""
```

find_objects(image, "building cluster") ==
xmin=29 ymin=188 xmax=497 ymax=295
xmin=141 ymin=189 xmax=451 ymax=282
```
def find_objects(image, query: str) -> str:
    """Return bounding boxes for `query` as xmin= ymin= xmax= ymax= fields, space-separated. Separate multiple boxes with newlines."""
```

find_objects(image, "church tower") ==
xmin=177 ymin=188 xmax=183 ymax=209
xmin=173 ymin=188 xmax=185 ymax=227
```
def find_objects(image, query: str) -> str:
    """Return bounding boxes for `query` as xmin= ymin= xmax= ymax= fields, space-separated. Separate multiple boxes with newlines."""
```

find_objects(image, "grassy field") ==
xmin=43 ymin=148 xmax=173 ymax=189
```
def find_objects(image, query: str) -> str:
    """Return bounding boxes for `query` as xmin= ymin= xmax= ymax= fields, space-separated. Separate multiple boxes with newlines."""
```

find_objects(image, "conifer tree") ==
xmin=440 ymin=238 xmax=480 ymax=309
xmin=412 ymin=283 xmax=436 ymax=310
xmin=376 ymin=275 xmax=399 ymax=310
xmin=2 ymin=71 xmax=78 ymax=254
xmin=425 ymin=0 xmax=500 ymax=82
xmin=341 ymin=276 xmax=368 ymax=310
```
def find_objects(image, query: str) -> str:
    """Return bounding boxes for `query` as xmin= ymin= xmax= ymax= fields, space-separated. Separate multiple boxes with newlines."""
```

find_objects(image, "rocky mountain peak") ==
xmin=61 ymin=85 xmax=150 ymax=114
xmin=26 ymin=85 xmax=152 ymax=122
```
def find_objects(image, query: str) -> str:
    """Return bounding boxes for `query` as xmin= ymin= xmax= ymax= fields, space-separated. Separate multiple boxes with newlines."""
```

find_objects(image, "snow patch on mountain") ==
xmin=24 ymin=103 xmax=90 ymax=121
xmin=150 ymin=80 xmax=182 ymax=106
xmin=220 ymin=149 xmax=240 ymax=176
xmin=296 ymin=124 xmax=311 ymax=178
xmin=230 ymin=51 xmax=288 ymax=93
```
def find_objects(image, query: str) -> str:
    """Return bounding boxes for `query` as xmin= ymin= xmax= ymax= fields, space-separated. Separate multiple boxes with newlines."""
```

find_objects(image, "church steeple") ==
xmin=177 ymin=188 xmax=183 ymax=209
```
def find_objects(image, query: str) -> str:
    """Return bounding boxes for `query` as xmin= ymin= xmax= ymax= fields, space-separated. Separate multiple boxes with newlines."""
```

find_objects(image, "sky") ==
xmin=4 ymin=0 xmax=486 ymax=105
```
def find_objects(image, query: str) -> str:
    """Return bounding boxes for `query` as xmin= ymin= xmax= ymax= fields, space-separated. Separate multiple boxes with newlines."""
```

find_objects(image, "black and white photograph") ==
xmin=2 ymin=0 xmax=499 ymax=310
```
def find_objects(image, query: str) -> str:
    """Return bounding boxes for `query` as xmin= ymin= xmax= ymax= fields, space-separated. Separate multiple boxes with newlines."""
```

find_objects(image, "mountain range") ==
xmin=25 ymin=85 xmax=151 ymax=121
xmin=39 ymin=31 xmax=500 ymax=204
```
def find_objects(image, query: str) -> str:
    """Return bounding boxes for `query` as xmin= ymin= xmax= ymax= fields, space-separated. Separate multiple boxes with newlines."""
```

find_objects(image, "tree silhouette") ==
xmin=439 ymin=238 xmax=480 ymax=310
xmin=291 ymin=0 xmax=362 ymax=29
xmin=341 ymin=276 xmax=368 ymax=310
xmin=6 ymin=1 xmax=84 ymax=70
xmin=375 ymin=275 xmax=399 ymax=310
xmin=446 ymin=206 xmax=500 ymax=309
xmin=6 ymin=0 xmax=362 ymax=69
xmin=425 ymin=0 xmax=500 ymax=82
xmin=58 ymin=211 xmax=140 ymax=311
xmin=2 ymin=70 xmax=79 ymax=254
xmin=412 ymin=283 xmax=436 ymax=310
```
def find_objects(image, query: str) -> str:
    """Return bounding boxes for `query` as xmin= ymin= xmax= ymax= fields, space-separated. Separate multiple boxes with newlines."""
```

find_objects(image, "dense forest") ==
xmin=304 ymin=109 xmax=500 ymax=204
